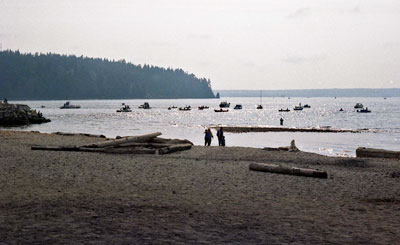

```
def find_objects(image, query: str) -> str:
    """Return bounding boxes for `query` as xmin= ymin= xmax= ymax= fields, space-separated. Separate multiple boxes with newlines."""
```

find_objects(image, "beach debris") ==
xmin=356 ymin=147 xmax=400 ymax=159
xmin=52 ymin=132 xmax=106 ymax=138
xmin=213 ymin=126 xmax=362 ymax=133
xmin=249 ymin=163 xmax=328 ymax=179
xmin=31 ymin=132 xmax=193 ymax=155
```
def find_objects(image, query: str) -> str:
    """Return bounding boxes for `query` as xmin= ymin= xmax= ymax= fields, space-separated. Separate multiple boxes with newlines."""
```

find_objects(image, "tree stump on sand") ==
xmin=249 ymin=163 xmax=328 ymax=179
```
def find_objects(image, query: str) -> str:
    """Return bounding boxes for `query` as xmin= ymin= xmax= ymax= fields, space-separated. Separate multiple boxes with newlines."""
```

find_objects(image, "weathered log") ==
xmin=356 ymin=147 xmax=400 ymax=159
xmin=80 ymin=132 xmax=162 ymax=148
xmin=249 ymin=163 xmax=328 ymax=179
xmin=52 ymin=132 xmax=106 ymax=138
xmin=31 ymin=145 xmax=80 ymax=151
xmin=158 ymin=144 xmax=192 ymax=155
xmin=149 ymin=137 xmax=193 ymax=145
xmin=84 ymin=147 xmax=157 ymax=154
xmin=116 ymin=142 xmax=175 ymax=148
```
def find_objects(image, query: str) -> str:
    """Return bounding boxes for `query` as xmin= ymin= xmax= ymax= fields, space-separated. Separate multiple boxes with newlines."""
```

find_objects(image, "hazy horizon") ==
xmin=1 ymin=0 xmax=399 ymax=90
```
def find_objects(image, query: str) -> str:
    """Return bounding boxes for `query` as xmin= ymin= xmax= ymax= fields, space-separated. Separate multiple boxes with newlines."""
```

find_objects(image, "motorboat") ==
xmin=60 ymin=101 xmax=81 ymax=109
xmin=354 ymin=103 xmax=363 ymax=109
xmin=215 ymin=109 xmax=229 ymax=112
xmin=293 ymin=103 xmax=303 ymax=111
xmin=234 ymin=104 xmax=242 ymax=110
xmin=279 ymin=108 xmax=290 ymax=112
xmin=116 ymin=103 xmax=132 ymax=112
xmin=357 ymin=108 xmax=371 ymax=113
xmin=139 ymin=102 xmax=151 ymax=109
xmin=339 ymin=108 xmax=344 ymax=112
xmin=256 ymin=105 xmax=263 ymax=109
xmin=303 ymin=104 xmax=311 ymax=108
xmin=198 ymin=105 xmax=209 ymax=110
xmin=179 ymin=106 xmax=191 ymax=111
xmin=219 ymin=101 xmax=230 ymax=108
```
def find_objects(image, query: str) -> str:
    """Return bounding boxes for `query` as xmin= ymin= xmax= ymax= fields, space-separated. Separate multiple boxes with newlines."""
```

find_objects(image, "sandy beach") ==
xmin=1 ymin=130 xmax=400 ymax=244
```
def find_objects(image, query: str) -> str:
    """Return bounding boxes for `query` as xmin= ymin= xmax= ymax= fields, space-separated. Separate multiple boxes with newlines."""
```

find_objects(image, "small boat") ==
xmin=339 ymin=108 xmax=344 ymax=112
xmin=179 ymin=106 xmax=191 ymax=111
xmin=40 ymin=105 xmax=45 ymax=108
xmin=198 ymin=106 xmax=209 ymax=110
xmin=234 ymin=104 xmax=242 ymax=110
xmin=214 ymin=109 xmax=229 ymax=112
xmin=279 ymin=108 xmax=290 ymax=112
xmin=257 ymin=91 xmax=263 ymax=109
xmin=293 ymin=103 xmax=303 ymax=111
xmin=256 ymin=105 xmax=263 ymax=109
xmin=357 ymin=108 xmax=371 ymax=113
xmin=139 ymin=102 xmax=151 ymax=109
xmin=219 ymin=101 xmax=230 ymax=108
xmin=116 ymin=103 xmax=132 ymax=112
xmin=303 ymin=104 xmax=311 ymax=108
xmin=354 ymin=103 xmax=363 ymax=109
xmin=60 ymin=101 xmax=81 ymax=109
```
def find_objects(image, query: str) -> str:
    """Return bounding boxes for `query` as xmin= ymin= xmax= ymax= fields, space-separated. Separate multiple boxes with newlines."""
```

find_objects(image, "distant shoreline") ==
xmin=214 ymin=88 xmax=400 ymax=97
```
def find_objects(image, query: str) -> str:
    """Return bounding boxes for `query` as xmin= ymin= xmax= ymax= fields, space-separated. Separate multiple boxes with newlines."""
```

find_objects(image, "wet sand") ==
xmin=1 ymin=130 xmax=400 ymax=244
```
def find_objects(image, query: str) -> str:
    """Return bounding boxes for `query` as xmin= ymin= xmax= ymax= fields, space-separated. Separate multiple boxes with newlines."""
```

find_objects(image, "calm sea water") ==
xmin=7 ymin=97 xmax=400 ymax=157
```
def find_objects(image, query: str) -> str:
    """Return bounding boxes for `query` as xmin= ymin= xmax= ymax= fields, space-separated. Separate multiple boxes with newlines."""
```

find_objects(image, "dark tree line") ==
xmin=0 ymin=50 xmax=216 ymax=99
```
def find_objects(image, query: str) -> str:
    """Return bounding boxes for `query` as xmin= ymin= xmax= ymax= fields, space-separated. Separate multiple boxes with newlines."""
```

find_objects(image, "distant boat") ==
xmin=214 ymin=109 xmax=229 ymax=112
xmin=357 ymin=108 xmax=371 ymax=113
xmin=198 ymin=105 xmax=209 ymax=110
xmin=40 ymin=105 xmax=45 ymax=108
xmin=279 ymin=108 xmax=290 ymax=112
xmin=116 ymin=103 xmax=132 ymax=112
xmin=293 ymin=103 xmax=303 ymax=111
xmin=234 ymin=104 xmax=242 ymax=110
xmin=303 ymin=104 xmax=311 ymax=108
xmin=139 ymin=102 xmax=151 ymax=109
xmin=339 ymin=108 xmax=344 ymax=112
xmin=257 ymin=91 xmax=263 ymax=109
xmin=179 ymin=106 xmax=191 ymax=111
xmin=354 ymin=103 xmax=363 ymax=109
xmin=60 ymin=101 xmax=80 ymax=109
xmin=219 ymin=101 xmax=230 ymax=108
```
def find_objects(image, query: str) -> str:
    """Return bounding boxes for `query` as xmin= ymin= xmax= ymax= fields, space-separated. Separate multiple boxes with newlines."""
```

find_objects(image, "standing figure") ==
xmin=204 ymin=128 xmax=213 ymax=146
xmin=280 ymin=118 xmax=284 ymax=126
xmin=217 ymin=127 xmax=225 ymax=146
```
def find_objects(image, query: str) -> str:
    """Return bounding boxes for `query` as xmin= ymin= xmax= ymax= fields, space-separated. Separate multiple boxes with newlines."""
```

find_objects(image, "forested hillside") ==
xmin=0 ymin=50 xmax=215 ymax=99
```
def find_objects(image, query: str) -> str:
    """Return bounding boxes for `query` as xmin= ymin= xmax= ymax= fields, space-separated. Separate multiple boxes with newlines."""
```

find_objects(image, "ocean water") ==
xmin=7 ymin=97 xmax=400 ymax=157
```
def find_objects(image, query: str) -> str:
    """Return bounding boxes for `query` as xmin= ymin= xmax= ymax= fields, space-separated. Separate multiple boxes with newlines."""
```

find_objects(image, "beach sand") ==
xmin=1 ymin=130 xmax=400 ymax=244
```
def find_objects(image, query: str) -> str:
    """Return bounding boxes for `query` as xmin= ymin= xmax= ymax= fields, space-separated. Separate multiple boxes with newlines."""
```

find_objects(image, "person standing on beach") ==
xmin=280 ymin=118 xmax=284 ymax=126
xmin=204 ymin=128 xmax=213 ymax=146
xmin=217 ymin=127 xmax=225 ymax=146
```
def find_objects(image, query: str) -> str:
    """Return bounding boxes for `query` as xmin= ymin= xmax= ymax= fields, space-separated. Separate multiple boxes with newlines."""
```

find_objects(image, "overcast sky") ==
xmin=1 ymin=0 xmax=400 ymax=90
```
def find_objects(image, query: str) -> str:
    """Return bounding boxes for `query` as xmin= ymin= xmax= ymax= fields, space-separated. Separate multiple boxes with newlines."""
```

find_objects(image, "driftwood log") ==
xmin=158 ymin=144 xmax=192 ymax=155
xmin=31 ymin=132 xmax=193 ymax=155
xmin=356 ymin=147 xmax=400 ymax=159
xmin=249 ymin=163 xmax=328 ymax=179
xmin=80 ymin=132 xmax=162 ymax=148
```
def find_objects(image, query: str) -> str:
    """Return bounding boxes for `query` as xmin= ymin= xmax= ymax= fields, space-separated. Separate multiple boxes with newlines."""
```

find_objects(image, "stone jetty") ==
xmin=0 ymin=103 xmax=50 ymax=126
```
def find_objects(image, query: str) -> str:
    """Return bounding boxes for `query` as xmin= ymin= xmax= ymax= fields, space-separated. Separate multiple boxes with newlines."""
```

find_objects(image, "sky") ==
xmin=1 ymin=0 xmax=400 ymax=90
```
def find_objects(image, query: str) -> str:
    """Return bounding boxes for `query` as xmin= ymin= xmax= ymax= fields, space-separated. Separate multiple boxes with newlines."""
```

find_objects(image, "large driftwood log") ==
xmin=158 ymin=144 xmax=192 ymax=155
xmin=249 ymin=163 xmax=328 ymax=179
xmin=150 ymin=137 xmax=193 ymax=145
xmin=356 ymin=147 xmax=400 ymax=159
xmin=31 ymin=145 xmax=80 ymax=151
xmin=80 ymin=132 xmax=162 ymax=148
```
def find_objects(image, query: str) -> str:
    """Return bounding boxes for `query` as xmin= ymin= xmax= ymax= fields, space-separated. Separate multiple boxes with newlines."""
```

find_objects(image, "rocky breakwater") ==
xmin=0 ymin=103 xmax=50 ymax=126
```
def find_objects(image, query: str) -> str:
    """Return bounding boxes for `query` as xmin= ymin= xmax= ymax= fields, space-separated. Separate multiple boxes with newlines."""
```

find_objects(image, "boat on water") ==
xmin=60 ymin=101 xmax=81 ymax=109
xmin=303 ymin=104 xmax=311 ymax=108
xmin=279 ymin=108 xmax=290 ymax=112
xmin=215 ymin=109 xmax=229 ymax=112
xmin=219 ymin=101 xmax=230 ymax=108
xmin=257 ymin=91 xmax=263 ymax=109
xmin=139 ymin=102 xmax=151 ymax=109
xmin=234 ymin=104 xmax=242 ymax=110
xmin=198 ymin=105 xmax=209 ymax=110
xmin=354 ymin=103 xmax=363 ymax=109
xmin=293 ymin=103 xmax=303 ymax=111
xmin=256 ymin=105 xmax=263 ymax=109
xmin=116 ymin=103 xmax=132 ymax=112
xmin=339 ymin=108 xmax=344 ymax=112
xmin=179 ymin=106 xmax=191 ymax=111
xmin=357 ymin=107 xmax=371 ymax=113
